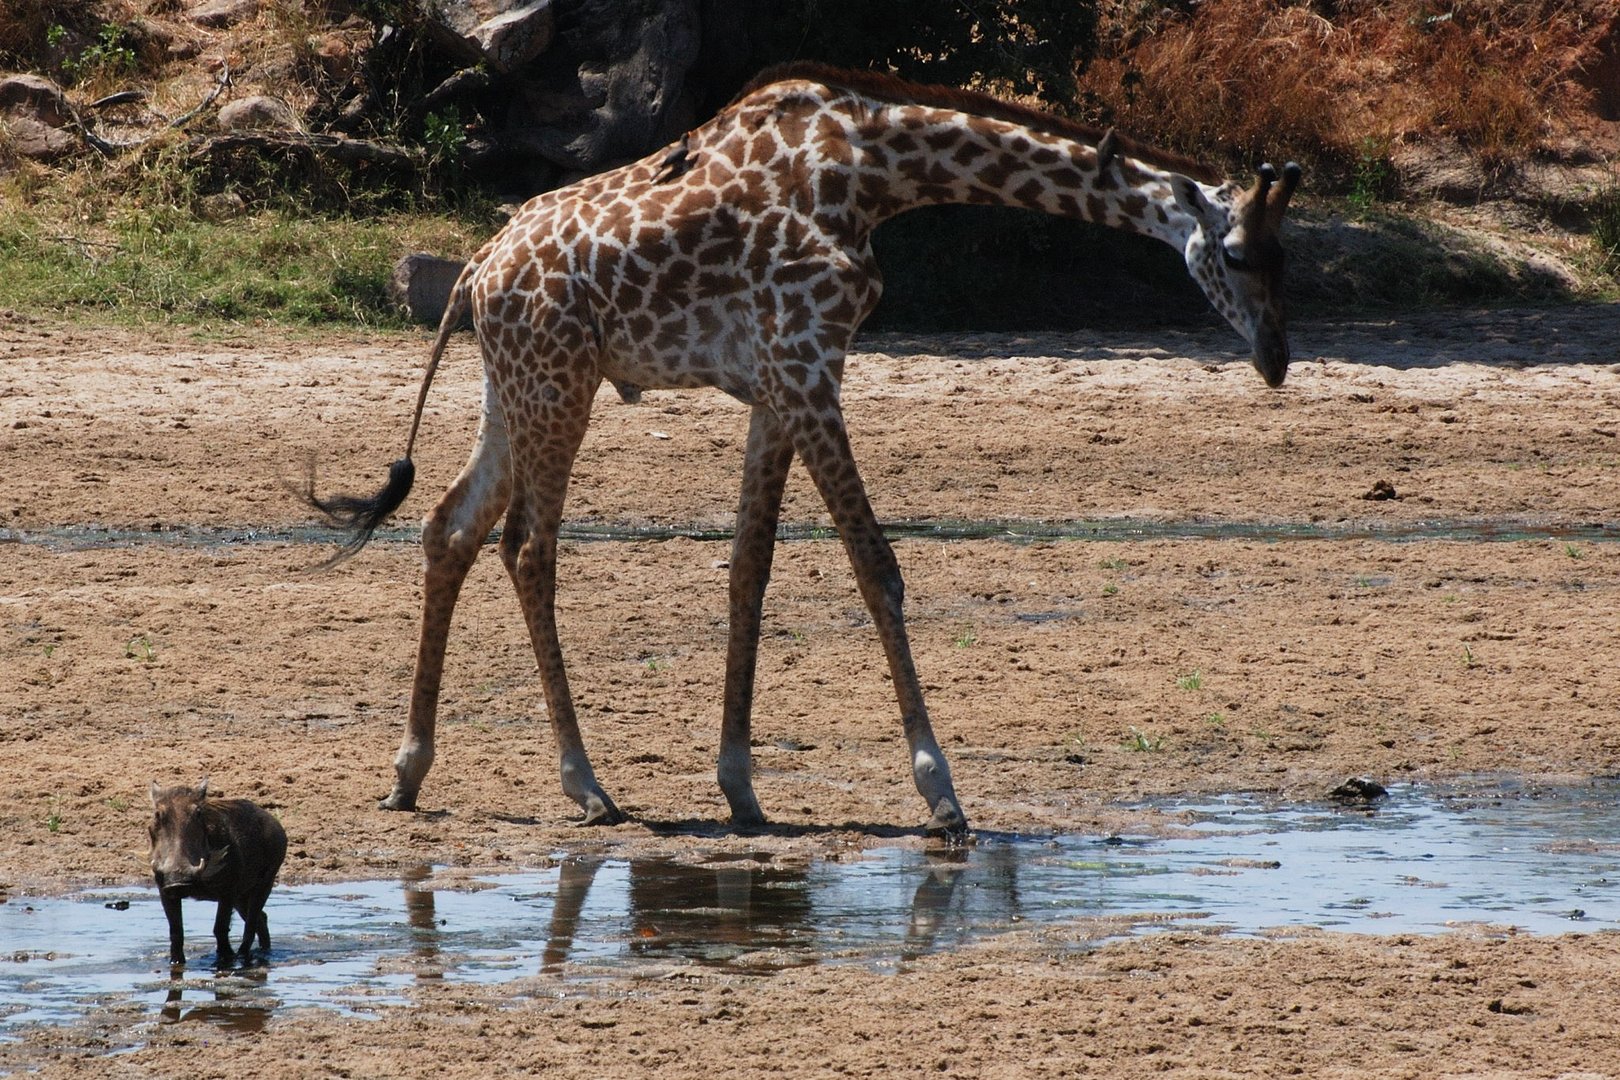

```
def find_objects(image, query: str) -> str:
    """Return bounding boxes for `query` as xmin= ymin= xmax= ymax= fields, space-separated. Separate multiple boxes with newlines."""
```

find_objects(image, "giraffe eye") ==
xmin=1222 ymin=246 xmax=1255 ymax=273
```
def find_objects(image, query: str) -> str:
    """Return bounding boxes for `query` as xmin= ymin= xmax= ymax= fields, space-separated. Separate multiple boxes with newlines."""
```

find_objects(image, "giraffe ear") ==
xmin=1095 ymin=129 xmax=1118 ymax=172
xmin=1170 ymin=174 xmax=1217 ymax=226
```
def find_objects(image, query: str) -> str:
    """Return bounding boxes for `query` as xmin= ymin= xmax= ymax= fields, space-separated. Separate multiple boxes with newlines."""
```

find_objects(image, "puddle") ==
xmin=2 ymin=781 xmax=1617 ymax=1042
xmin=1 ymin=517 xmax=1615 ymax=553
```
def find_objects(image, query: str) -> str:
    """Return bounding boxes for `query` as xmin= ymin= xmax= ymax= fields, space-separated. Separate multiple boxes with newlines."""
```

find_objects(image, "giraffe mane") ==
xmin=736 ymin=61 xmax=1225 ymax=186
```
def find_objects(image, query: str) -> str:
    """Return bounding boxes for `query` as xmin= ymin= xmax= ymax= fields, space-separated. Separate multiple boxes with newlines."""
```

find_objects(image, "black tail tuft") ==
xmin=299 ymin=457 xmax=416 ymax=568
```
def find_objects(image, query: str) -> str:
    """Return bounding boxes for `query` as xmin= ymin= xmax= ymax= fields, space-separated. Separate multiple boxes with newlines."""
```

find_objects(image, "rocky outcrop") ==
xmin=424 ymin=0 xmax=557 ymax=74
xmin=319 ymin=0 xmax=761 ymax=196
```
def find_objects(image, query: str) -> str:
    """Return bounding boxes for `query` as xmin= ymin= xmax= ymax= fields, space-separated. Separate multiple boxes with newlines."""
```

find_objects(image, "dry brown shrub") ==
xmin=1077 ymin=0 xmax=1612 ymax=178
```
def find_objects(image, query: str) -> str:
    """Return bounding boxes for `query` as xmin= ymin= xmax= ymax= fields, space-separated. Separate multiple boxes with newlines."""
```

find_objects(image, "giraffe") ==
xmin=305 ymin=62 xmax=1301 ymax=835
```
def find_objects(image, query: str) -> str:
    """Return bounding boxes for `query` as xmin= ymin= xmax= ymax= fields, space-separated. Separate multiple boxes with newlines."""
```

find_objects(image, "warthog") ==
xmin=148 ymin=780 xmax=287 ymax=966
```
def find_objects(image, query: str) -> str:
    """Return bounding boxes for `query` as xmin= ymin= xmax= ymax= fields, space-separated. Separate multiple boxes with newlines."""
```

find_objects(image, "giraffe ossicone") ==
xmin=304 ymin=62 xmax=1302 ymax=835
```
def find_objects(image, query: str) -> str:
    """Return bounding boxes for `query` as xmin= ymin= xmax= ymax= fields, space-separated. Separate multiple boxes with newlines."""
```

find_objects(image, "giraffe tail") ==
xmin=301 ymin=259 xmax=479 ymax=567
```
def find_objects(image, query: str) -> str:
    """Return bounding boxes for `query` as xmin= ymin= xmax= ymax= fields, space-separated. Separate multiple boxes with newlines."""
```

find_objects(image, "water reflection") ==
xmin=541 ymin=857 xmax=602 ymax=973
xmin=400 ymin=863 xmax=443 ymax=979
xmin=528 ymin=852 xmax=970 ymax=974
xmin=159 ymin=968 xmax=271 ymax=1033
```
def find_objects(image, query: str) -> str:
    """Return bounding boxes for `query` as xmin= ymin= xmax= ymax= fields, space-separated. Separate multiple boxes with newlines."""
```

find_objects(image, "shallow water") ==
xmin=2 ymin=780 xmax=1617 ymax=1040
xmin=2 ymin=516 xmax=1615 ymax=553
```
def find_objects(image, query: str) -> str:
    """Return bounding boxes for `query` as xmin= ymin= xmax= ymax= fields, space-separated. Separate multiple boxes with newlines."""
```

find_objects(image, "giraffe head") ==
xmin=1170 ymin=162 xmax=1301 ymax=388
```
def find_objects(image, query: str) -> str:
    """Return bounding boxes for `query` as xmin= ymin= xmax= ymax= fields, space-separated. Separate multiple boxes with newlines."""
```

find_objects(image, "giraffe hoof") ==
xmin=729 ymin=809 xmax=768 ymax=833
xmin=379 ymin=790 xmax=418 ymax=812
xmin=575 ymin=793 xmax=626 ymax=827
xmin=924 ymin=798 xmax=968 ymax=837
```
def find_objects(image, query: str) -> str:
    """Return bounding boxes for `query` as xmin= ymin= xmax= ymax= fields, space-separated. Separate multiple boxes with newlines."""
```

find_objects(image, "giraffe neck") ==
xmin=841 ymin=100 xmax=1199 ymax=251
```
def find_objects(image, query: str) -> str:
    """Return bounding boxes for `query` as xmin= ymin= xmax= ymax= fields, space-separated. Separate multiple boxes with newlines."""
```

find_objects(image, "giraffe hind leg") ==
xmin=384 ymin=390 xmax=512 ymax=811
xmin=498 ymin=384 xmax=624 ymax=826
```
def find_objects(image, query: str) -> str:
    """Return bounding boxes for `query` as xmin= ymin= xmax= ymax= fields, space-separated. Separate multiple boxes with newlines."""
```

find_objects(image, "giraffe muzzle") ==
xmin=1253 ymin=322 xmax=1290 ymax=388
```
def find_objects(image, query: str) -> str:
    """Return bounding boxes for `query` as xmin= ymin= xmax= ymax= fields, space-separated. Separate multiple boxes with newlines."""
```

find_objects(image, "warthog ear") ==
xmin=150 ymin=781 xmax=161 ymax=807
xmin=197 ymin=777 xmax=209 ymax=799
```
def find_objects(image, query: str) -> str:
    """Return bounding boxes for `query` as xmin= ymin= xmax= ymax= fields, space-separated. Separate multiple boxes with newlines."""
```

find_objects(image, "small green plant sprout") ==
xmin=1564 ymin=543 xmax=1585 ymax=560
xmin=125 ymin=635 xmax=156 ymax=662
xmin=59 ymin=23 xmax=138 ymax=84
xmin=42 ymin=643 xmax=56 ymax=659
xmin=1175 ymin=670 xmax=1203 ymax=692
xmin=1347 ymin=136 xmax=1393 ymax=215
xmin=1101 ymin=581 xmax=1119 ymax=596
xmin=421 ymin=107 xmax=468 ymax=171
xmin=1098 ymin=556 xmax=1127 ymax=572
xmin=1462 ymin=644 xmax=1478 ymax=668
xmin=43 ymin=796 xmax=64 ymax=833
xmin=642 ymin=655 xmax=667 ymax=673
xmin=1206 ymin=712 xmax=1227 ymax=728
xmin=1593 ymin=179 xmax=1620 ymax=279
xmin=1123 ymin=727 xmax=1164 ymax=752
xmin=953 ymin=625 xmax=978 ymax=648
xmin=104 ymin=795 xmax=130 ymax=812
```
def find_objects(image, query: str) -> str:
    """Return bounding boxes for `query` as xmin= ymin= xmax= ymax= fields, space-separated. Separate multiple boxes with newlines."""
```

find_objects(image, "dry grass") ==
xmin=1076 ymin=0 xmax=1616 ymax=178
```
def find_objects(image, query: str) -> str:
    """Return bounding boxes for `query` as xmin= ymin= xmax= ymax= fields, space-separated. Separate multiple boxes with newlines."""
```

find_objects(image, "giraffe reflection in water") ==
xmin=387 ymin=848 xmax=1019 ymax=977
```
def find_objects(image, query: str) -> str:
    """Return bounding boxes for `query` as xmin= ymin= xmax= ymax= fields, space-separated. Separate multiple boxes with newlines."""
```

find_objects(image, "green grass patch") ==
xmin=0 ymin=204 xmax=492 ymax=326
xmin=1594 ymin=181 xmax=1620 ymax=282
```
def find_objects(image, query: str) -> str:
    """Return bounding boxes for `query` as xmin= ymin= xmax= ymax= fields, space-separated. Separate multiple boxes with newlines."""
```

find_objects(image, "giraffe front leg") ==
xmin=718 ymin=405 xmax=796 ymax=828
xmin=773 ymin=379 xmax=968 ymax=835
xmin=846 ymin=521 xmax=967 ymax=835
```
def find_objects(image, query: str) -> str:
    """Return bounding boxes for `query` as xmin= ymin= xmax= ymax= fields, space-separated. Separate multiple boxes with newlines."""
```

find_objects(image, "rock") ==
xmin=389 ymin=253 xmax=470 ymax=327
xmin=1328 ymin=777 xmax=1389 ymax=803
xmin=470 ymin=0 xmax=701 ymax=181
xmin=216 ymin=96 xmax=298 ymax=132
xmin=1361 ymin=479 xmax=1399 ymax=501
xmin=2 ymin=116 xmax=81 ymax=163
xmin=0 ymin=74 xmax=80 ymax=164
xmin=198 ymin=191 xmax=247 ymax=221
xmin=425 ymin=0 xmax=557 ymax=74
xmin=188 ymin=0 xmax=260 ymax=28
xmin=0 ymin=74 xmax=72 ymax=127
